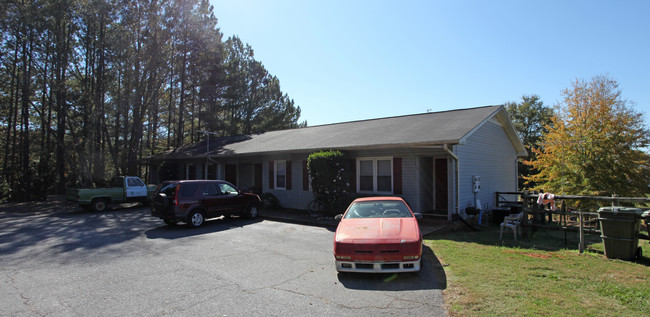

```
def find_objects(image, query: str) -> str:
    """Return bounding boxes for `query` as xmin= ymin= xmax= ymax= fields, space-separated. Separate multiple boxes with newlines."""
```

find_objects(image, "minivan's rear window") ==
xmin=178 ymin=183 xmax=199 ymax=198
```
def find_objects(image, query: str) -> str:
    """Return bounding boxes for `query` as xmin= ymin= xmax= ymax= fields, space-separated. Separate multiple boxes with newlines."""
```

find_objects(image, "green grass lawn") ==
xmin=425 ymin=225 xmax=650 ymax=316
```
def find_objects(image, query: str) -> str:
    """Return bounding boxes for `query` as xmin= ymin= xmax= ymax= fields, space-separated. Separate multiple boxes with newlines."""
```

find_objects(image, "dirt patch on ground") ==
xmin=502 ymin=249 xmax=559 ymax=259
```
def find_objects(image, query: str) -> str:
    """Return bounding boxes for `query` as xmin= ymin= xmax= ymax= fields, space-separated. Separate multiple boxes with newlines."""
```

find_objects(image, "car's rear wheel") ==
xmin=187 ymin=210 xmax=205 ymax=228
xmin=244 ymin=204 xmax=259 ymax=219
xmin=91 ymin=198 xmax=109 ymax=212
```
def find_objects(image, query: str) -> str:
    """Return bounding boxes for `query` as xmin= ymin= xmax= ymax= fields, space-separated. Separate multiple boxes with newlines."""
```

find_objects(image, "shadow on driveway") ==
xmin=0 ymin=203 xmax=152 ymax=257
xmin=336 ymin=244 xmax=447 ymax=291
xmin=145 ymin=216 xmax=263 ymax=240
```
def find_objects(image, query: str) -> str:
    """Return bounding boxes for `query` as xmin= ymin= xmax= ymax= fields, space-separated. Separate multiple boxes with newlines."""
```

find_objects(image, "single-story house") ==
xmin=147 ymin=105 xmax=527 ymax=221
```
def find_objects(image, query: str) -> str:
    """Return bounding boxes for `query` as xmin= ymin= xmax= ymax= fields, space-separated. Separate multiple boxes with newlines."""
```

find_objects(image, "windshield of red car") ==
xmin=343 ymin=200 xmax=413 ymax=219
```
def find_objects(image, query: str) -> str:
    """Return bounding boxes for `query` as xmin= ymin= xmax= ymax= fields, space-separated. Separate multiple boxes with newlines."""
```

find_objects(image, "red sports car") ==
xmin=333 ymin=197 xmax=423 ymax=273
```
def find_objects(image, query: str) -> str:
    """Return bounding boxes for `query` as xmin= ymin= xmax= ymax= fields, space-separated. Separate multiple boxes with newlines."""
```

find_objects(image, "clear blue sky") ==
xmin=210 ymin=0 xmax=650 ymax=127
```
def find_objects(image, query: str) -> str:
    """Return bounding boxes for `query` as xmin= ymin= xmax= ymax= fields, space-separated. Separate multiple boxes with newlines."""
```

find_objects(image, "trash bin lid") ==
xmin=597 ymin=207 xmax=644 ymax=215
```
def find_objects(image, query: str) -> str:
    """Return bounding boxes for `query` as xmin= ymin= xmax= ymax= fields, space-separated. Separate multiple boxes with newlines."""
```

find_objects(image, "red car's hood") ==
xmin=335 ymin=218 xmax=420 ymax=243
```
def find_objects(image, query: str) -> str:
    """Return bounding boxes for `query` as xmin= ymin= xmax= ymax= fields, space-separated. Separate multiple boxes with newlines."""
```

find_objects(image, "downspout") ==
xmin=444 ymin=144 xmax=460 ymax=222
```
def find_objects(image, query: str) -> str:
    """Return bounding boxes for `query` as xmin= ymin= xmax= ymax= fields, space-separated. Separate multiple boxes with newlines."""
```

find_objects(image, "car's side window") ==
xmin=219 ymin=183 xmax=239 ymax=196
xmin=201 ymin=183 xmax=219 ymax=196
xmin=178 ymin=183 xmax=199 ymax=198
xmin=161 ymin=184 xmax=177 ymax=196
xmin=127 ymin=178 xmax=142 ymax=187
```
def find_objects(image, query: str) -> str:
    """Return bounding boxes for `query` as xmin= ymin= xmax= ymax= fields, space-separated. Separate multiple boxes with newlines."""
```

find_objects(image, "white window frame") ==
xmin=185 ymin=164 xmax=196 ymax=180
xmin=356 ymin=157 xmax=393 ymax=194
xmin=274 ymin=160 xmax=287 ymax=190
xmin=205 ymin=162 xmax=219 ymax=180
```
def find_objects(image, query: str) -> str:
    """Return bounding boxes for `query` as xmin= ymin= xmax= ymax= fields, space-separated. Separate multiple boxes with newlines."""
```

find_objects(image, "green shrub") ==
xmin=260 ymin=192 xmax=281 ymax=209
xmin=0 ymin=178 xmax=10 ymax=202
xmin=307 ymin=150 xmax=351 ymax=216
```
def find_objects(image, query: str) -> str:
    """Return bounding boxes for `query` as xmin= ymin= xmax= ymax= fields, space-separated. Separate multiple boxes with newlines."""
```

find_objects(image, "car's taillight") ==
xmin=174 ymin=186 xmax=180 ymax=206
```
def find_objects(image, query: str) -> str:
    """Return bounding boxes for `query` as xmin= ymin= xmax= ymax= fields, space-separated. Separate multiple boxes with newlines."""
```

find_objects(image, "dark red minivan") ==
xmin=151 ymin=180 xmax=261 ymax=228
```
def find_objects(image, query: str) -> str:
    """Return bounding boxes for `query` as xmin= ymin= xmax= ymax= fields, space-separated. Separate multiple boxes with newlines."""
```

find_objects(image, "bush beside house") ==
xmin=307 ymin=150 xmax=352 ymax=216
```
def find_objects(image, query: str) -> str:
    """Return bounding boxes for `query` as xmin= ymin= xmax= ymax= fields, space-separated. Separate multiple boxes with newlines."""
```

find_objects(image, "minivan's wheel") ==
xmin=163 ymin=219 xmax=177 ymax=226
xmin=91 ymin=198 xmax=109 ymax=212
xmin=244 ymin=204 xmax=259 ymax=219
xmin=187 ymin=210 xmax=205 ymax=228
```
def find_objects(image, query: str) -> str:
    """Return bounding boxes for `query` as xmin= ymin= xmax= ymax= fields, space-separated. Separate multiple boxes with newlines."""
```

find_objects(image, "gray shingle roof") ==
xmin=150 ymin=105 xmax=521 ymax=160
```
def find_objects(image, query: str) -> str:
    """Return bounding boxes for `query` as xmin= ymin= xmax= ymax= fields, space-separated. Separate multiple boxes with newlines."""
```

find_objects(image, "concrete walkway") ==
xmin=259 ymin=208 xmax=449 ymax=236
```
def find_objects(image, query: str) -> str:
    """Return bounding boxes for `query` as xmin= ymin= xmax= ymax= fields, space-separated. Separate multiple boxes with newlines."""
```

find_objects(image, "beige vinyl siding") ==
xmin=457 ymin=120 xmax=518 ymax=213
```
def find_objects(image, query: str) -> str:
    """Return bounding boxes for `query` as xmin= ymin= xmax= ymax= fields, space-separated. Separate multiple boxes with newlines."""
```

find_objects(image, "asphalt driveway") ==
xmin=0 ymin=203 xmax=447 ymax=316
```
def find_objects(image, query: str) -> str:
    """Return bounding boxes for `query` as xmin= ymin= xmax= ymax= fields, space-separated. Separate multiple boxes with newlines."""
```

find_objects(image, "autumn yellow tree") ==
xmin=526 ymin=75 xmax=650 ymax=197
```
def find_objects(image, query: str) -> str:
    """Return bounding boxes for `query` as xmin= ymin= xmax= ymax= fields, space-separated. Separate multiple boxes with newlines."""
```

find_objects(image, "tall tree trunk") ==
xmin=55 ymin=14 xmax=72 ymax=194
xmin=175 ymin=52 xmax=186 ymax=148
xmin=166 ymin=42 xmax=174 ymax=149
xmin=3 ymin=42 xmax=20 ymax=184
xmin=92 ymin=17 xmax=107 ymax=183
xmin=19 ymin=30 xmax=34 ymax=200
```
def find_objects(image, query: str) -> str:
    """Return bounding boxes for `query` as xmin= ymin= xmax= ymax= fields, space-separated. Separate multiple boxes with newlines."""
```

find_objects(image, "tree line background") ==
xmin=0 ymin=0 xmax=305 ymax=201
xmin=2 ymin=1 xmax=648 ymax=203
xmin=506 ymin=75 xmax=650 ymax=200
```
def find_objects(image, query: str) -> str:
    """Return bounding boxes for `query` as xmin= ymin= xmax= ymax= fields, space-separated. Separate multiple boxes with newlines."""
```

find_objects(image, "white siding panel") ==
xmin=457 ymin=121 xmax=518 ymax=214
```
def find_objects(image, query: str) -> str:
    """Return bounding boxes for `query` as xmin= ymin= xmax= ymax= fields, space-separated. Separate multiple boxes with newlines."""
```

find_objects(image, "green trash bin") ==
xmin=597 ymin=207 xmax=643 ymax=260
xmin=643 ymin=210 xmax=650 ymax=240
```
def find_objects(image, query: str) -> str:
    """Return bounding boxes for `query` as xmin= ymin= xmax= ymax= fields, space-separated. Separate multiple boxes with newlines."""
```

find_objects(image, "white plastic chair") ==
xmin=500 ymin=212 xmax=524 ymax=240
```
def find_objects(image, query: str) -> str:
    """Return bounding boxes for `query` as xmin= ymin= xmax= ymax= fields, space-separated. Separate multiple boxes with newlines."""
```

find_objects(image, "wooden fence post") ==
xmin=579 ymin=212 xmax=584 ymax=254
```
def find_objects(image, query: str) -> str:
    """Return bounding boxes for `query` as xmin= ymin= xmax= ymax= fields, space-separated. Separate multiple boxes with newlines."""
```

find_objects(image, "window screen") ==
xmin=357 ymin=158 xmax=393 ymax=193
xmin=376 ymin=159 xmax=392 ymax=192
xmin=359 ymin=160 xmax=373 ymax=192
xmin=276 ymin=161 xmax=286 ymax=189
